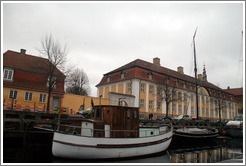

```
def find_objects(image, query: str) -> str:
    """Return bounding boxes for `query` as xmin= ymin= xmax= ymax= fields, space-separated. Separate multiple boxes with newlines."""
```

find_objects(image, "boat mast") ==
xmin=193 ymin=28 xmax=199 ymax=120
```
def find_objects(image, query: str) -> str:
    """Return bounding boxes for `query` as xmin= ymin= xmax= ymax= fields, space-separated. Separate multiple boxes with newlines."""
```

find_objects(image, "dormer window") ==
xmin=175 ymin=79 xmax=178 ymax=87
xmin=107 ymin=75 xmax=111 ymax=82
xmin=148 ymin=72 xmax=152 ymax=80
xmin=189 ymin=83 xmax=192 ymax=90
xmin=166 ymin=77 xmax=170 ymax=85
xmin=183 ymin=81 xmax=186 ymax=88
xmin=3 ymin=68 xmax=14 ymax=81
xmin=121 ymin=71 xmax=126 ymax=79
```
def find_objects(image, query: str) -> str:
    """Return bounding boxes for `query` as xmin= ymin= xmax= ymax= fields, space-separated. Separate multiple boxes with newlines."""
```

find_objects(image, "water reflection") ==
xmin=168 ymin=138 xmax=243 ymax=163
xmin=3 ymin=137 xmax=243 ymax=163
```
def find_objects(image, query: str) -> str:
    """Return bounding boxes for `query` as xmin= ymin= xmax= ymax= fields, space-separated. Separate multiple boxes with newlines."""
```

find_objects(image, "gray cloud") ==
xmin=3 ymin=2 xmax=244 ymax=96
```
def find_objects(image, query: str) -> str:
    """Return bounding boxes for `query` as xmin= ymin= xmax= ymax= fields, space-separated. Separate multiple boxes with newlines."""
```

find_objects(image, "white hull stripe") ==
xmin=53 ymin=136 xmax=172 ymax=149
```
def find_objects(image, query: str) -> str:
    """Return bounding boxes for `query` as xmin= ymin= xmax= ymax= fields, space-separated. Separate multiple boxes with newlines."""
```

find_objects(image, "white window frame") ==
xmin=149 ymin=100 xmax=153 ymax=109
xmin=140 ymin=99 xmax=145 ymax=108
xmin=127 ymin=83 xmax=131 ymax=92
xmin=9 ymin=90 xmax=18 ymax=100
xmin=39 ymin=94 xmax=47 ymax=103
xmin=141 ymin=84 xmax=145 ymax=93
xmin=149 ymin=85 xmax=153 ymax=94
xmin=178 ymin=105 xmax=181 ymax=113
xmin=3 ymin=68 xmax=14 ymax=81
xmin=25 ymin=92 xmax=33 ymax=102
xmin=148 ymin=73 xmax=152 ymax=80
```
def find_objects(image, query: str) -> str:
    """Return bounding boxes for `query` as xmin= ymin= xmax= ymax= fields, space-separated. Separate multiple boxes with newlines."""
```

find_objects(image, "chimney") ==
xmin=177 ymin=66 xmax=184 ymax=74
xmin=227 ymin=86 xmax=230 ymax=89
xmin=20 ymin=49 xmax=26 ymax=54
xmin=153 ymin=57 xmax=160 ymax=66
xmin=198 ymin=74 xmax=203 ymax=80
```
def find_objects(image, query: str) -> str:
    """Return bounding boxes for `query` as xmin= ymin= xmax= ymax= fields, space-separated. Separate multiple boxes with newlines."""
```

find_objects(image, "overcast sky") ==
xmin=2 ymin=2 xmax=244 ymax=97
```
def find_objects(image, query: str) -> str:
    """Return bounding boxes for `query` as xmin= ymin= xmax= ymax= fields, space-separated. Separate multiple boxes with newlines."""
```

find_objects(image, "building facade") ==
xmin=3 ymin=49 xmax=66 ymax=112
xmin=96 ymin=58 xmax=239 ymax=120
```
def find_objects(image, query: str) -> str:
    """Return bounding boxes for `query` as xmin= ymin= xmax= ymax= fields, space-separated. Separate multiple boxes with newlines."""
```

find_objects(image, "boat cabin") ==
xmin=63 ymin=105 xmax=139 ymax=138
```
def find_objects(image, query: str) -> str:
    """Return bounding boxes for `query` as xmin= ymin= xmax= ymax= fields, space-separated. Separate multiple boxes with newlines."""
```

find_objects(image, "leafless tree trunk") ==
xmin=66 ymin=68 xmax=91 ymax=96
xmin=38 ymin=34 xmax=69 ymax=113
xmin=156 ymin=77 xmax=177 ymax=118
xmin=214 ymin=98 xmax=227 ymax=122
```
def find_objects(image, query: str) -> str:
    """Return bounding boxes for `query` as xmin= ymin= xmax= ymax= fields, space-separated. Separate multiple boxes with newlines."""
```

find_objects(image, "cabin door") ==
xmin=105 ymin=124 xmax=110 ymax=138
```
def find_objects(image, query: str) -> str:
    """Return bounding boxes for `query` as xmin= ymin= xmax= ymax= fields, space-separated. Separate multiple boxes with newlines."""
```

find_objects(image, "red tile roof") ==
xmin=224 ymin=88 xmax=243 ymax=96
xmin=97 ymin=59 xmax=223 ymax=92
xmin=3 ymin=50 xmax=66 ymax=78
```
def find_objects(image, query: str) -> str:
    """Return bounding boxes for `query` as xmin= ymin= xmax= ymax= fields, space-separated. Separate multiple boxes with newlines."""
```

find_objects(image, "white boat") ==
xmin=52 ymin=105 xmax=173 ymax=159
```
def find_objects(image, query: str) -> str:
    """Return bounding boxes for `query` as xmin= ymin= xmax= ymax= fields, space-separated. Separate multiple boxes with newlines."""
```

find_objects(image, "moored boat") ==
xmin=173 ymin=127 xmax=218 ymax=143
xmin=224 ymin=115 xmax=243 ymax=138
xmin=52 ymin=105 xmax=173 ymax=159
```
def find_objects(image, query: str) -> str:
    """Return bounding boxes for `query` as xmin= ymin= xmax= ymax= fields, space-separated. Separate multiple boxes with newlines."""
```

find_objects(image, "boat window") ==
xmin=127 ymin=110 xmax=130 ymax=119
xmin=133 ymin=110 xmax=138 ymax=119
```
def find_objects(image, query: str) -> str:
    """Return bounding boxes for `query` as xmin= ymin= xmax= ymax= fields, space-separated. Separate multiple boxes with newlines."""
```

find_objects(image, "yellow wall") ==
xmin=3 ymin=87 xmax=48 ymax=108
xmin=118 ymin=84 xmax=123 ymax=93
xmin=111 ymin=85 xmax=116 ymax=93
xmin=62 ymin=94 xmax=110 ymax=113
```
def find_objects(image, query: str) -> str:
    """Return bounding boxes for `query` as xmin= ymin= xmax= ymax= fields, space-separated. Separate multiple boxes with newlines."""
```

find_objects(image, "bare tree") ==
xmin=66 ymin=68 xmax=91 ymax=96
xmin=38 ymin=34 xmax=69 ymax=113
xmin=156 ymin=77 xmax=177 ymax=118
xmin=214 ymin=98 xmax=227 ymax=122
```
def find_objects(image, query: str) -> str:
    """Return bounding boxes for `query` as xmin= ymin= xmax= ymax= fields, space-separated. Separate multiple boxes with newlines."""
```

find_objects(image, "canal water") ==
xmin=3 ymin=137 xmax=243 ymax=163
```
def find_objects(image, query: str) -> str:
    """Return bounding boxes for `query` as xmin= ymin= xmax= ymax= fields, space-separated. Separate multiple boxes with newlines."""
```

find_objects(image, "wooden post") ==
xmin=11 ymin=98 xmax=14 ymax=111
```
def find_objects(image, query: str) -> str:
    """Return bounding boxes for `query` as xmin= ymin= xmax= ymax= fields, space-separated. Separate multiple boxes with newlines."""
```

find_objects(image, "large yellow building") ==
xmin=96 ymin=58 xmax=239 ymax=120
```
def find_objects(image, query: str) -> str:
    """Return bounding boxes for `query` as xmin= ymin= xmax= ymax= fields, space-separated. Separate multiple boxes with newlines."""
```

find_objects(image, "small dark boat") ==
xmin=173 ymin=127 xmax=218 ymax=143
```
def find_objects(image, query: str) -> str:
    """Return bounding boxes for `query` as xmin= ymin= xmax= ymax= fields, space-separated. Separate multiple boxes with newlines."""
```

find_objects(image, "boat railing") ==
xmin=57 ymin=123 xmax=172 ymax=138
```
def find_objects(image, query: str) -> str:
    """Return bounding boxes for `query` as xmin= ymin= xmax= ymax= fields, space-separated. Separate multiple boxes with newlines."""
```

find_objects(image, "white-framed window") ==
xmin=121 ymin=73 xmax=124 ymax=79
xmin=149 ymin=100 xmax=153 ymax=109
xmin=9 ymin=90 xmax=18 ymax=100
xmin=127 ymin=83 xmax=131 ymax=92
xmin=172 ymin=104 xmax=176 ymax=112
xmin=149 ymin=85 xmax=153 ymax=94
xmin=191 ymin=106 xmax=194 ymax=114
xmin=148 ymin=73 xmax=152 ymax=80
xmin=121 ymin=71 xmax=126 ymax=79
xmin=178 ymin=105 xmax=181 ymax=113
xmin=107 ymin=76 xmax=110 ymax=82
xmin=3 ymin=68 xmax=14 ymax=81
xmin=183 ymin=81 xmax=186 ymax=88
xmin=25 ymin=92 xmax=33 ymax=102
xmin=157 ymin=102 xmax=161 ymax=110
xmin=175 ymin=79 xmax=178 ymax=87
xmin=39 ymin=94 xmax=47 ymax=103
xmin=141 ymin=84 xmax=145 ymax=92
xmin=140 ymin=99 xmax=145 ymax=108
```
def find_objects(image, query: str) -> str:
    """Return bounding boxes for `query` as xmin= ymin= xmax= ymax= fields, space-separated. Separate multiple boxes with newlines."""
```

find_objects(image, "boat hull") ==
xmin=172 ymin=128 xmax=218 ymax=144
xmin=52 ymin=130 xmax=172 ymax=159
